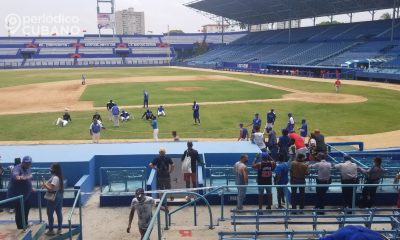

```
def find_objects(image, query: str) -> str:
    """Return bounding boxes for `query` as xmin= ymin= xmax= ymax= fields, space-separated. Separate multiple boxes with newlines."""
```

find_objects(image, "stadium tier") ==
xmin=0 ymin=32 xmax=245 ymax=68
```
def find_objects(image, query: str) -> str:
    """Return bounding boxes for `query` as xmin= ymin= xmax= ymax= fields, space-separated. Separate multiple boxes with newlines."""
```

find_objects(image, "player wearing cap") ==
xmin=253 ymin=152 xmax=276 ymax=210
xmin=266 ymin=109 xmax=276 ymax=128
xmin=157 ymin=105 xmax=166 ymax=117
xmin=265 ymin=126 xmax=278 ymax=161
xmin=247 ymin=113 xmax=262 ymax=133
xmin=298 ymin=118 xmax=308 ymax=141
xmin=106 ymin=100 xmax=115 ymax=121
xmin=192 ymin=101 xmax=200 ymax=125
xmin=55 ymin=109 xmax=71 ymax=127
xmin=7 ymin=156 xmax=34 ymax=229
xmin=334 ymin=79 xmax=341 ymax=93
xmin=286 ymin=112 xmax=295 ymax=133
xmin=143 ymin=90 xmax=149 ymax=108
xmin=127 ymin=188 xmax=165 ymax=240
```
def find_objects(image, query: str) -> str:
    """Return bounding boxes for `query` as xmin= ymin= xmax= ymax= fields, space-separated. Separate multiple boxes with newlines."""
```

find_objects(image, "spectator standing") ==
xmin=252 ymin=126 xmax=267 ymax=152
xmin=252 ymin=152 xmax=276 ymax=210
xmin=314 ymin=129 xmax=327 ymax=154
xmin=157 ymin=105 xmax=166 ymax=117
xmin=42 ymin=163 xmax=64 ymax=236
xmin=278 ymin=129 xmax=290 ymax=162
xmin=143 ymin=90 xmax=149 ymax=108
xmin=55 ymin=109 xmax=72 ymax=127
xmin=238 ymin=123 xmax=249 ymax=141
xmin=234 ymin=154 xmax=249 ymax=210
xmin=266 ymin=126 xmax=278 ymax=161
xmin=181 ymin=142 xmax=202 ymax=189
xmin=111 ymin=103 xmax=120 ymax=127
xmin=289 ymin=131 xmax=308 ymax=157
xmin=308 ymin=133 xmax=317 ymax=161
xmin=286 ymin=112 xmax=295 ymax=133
xmin=89 ymin=119 xmax=105 ymax=144
xmin=266 ymin=109 xmax=276 ymax=128
xmin=298 ymin=118 xmax=308 ymax=141
xmin=192 ymin=101 xmax=200 ymax=125
xmin=274 ymin=154 xmax=289 ymax=209
xmin=151 ymin=116 xmax=159 ymax=141
xmin=308 ymin=153 xmax=332 ymax=214
xmin=7 ymin=156 xmax=34 ymax=229
xmin=149 ymin=148 xmax=174 ymax=201
xmin=290 ymin=154 xmax=309 ymax=212
xmin=334 ymin=155 xmax=358 ymax=212
xmin=359 ymin=157 xmax=384 ymax=208
xmin=106 ymin=100 xmax=115 ymax=121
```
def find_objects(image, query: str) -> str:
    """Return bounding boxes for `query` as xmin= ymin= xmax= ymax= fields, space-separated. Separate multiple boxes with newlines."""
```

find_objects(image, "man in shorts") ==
xmin=253 ymin=152 xmax=276 ymax=210
xmin=127 ymin=188 xmax=155 ymax=240
xmin=150 ymin=148 xmax=174 ymax=200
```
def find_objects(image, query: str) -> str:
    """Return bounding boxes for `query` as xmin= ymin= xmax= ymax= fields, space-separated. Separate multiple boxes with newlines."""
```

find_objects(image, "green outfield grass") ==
xmin=0 ymin=67 xmax=399 ymax=141
xmin=80 ymin=80 xmax=288 ymax=107
xmin=0 ymin=67 xmax=212 ymax=88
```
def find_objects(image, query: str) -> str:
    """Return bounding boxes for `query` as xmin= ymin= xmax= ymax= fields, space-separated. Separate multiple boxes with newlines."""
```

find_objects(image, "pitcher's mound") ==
xmin=283 ymin=92 xmax=367 ymax=104
xmin=166 ymin=87 xmax=205 ymax=92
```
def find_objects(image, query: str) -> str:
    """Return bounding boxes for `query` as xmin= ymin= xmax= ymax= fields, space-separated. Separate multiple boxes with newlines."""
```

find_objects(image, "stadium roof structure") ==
xmin=185 ymin=0 xmax=400 ymax=25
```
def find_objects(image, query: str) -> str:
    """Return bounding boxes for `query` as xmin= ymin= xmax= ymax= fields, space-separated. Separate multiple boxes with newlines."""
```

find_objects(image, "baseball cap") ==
xmin=22 ymin=156 xmax=32 ymax=163
xmin=261 ymin=152 xmax=269 ymax=160
xmin=159 ymin=147 xmax=166 ymax=153
xmin=255 ymin=112 xmax=259 ymax=115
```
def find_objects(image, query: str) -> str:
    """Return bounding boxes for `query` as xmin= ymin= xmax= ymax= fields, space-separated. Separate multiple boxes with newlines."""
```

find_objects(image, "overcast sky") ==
xmin=0 ymin=0 xmax=393 ymax=36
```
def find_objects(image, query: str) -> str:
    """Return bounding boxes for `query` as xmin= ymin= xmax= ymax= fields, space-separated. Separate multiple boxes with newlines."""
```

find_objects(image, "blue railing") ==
xmin=143 ymin=182 xmax=400 ymax=240
xmin=67 ymin=189 xmax=82 ymax=240
xmin=99 ymin=167 xmax=147 ymax=193
xmin=0 ymin=195 xmax=26 ymax=230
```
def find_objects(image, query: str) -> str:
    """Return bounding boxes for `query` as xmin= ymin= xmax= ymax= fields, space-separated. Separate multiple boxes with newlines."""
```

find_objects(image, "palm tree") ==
xmin=380 ymin=12 xmax=392 ymax=20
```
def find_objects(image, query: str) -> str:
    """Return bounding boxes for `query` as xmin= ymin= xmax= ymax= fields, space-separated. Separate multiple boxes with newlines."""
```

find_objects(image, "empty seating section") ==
xmin=319 ymin=41 xmax=400 ymax=66
xmin=205 ymin=33 xmax=247 ymax=44
xmin=0 ymin=48 xmax=19 ymax=55
xmin=77 ymin=58 xmax=123 ymax=66
xmin=25 ymin=58 xmax=74 ymax=67
xmin=131 ymin=47 xmax=171 ymax=55
xmin=35 ymin=38 xmax=77 ymax=45
xmin=0 ymin=38 xmax=33 ymax=44
xmin=79 ymin=47 xmax=114 ymax=55
xmin=125 ymin=57 xmax=171 ymax=65
xmin=81 ymin=37 xmax=120 ymax=46
xmin=383 ymin=57 xmax=400 ymax=68
xmin=0 ymin=59 xmax=23 ymax=67
xmin=188 ymin=19 xmax=400 ymax=69
xmin=122 ymin=37 xmax=160 ymax=45
xmin=162 ymin=35 xmax=205 ymax=44
xmin=39 ymin=47 xmax=76 ymax=55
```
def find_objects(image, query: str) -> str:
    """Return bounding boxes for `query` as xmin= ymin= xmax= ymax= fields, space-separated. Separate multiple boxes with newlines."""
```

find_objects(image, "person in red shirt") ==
xmin=289 ymin=131 xmax=308 ymax=157
xmin=334 ymin=79 xmax=342 ymax=93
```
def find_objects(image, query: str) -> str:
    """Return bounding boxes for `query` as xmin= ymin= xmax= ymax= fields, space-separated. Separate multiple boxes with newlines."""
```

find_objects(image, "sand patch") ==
xmin=166 ymin=86 xmax=205 ymax=92
xmin=283 ymin=92 xmax=368 ymax=104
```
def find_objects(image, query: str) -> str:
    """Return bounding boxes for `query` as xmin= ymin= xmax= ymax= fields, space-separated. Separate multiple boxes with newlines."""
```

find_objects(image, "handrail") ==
xmin=327 ymin=143 xmax=368 ymax=168
xmin=0 ymin=195 xmax=26 ymax=230
xmin=68 ymin=189 xmax=82 ymax=240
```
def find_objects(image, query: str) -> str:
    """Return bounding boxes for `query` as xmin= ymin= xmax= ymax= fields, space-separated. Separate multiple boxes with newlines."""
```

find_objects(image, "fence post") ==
xmin=352 ymin=185 xmax=356 ymax=209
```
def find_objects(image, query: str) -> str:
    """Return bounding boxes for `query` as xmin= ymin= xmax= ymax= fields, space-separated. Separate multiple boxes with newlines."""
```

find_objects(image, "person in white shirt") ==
xmin=251 ymin=125 xmax=266 ymax=152
xmin=308 ymin=153 xmax=332 ymax=213
xmin=334 ymin=155 xmax=358 ymax=212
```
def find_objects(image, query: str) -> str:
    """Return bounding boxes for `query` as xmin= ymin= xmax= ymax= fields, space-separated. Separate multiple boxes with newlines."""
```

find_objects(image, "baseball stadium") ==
xmin=0 ymin=0 xmax=400 ymax=239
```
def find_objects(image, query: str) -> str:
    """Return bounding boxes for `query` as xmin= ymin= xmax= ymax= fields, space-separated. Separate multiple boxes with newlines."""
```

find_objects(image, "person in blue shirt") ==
xmin=157 ymin=105 xmax=166 ymax=117
xmin=141 ymin=108 xmax=154 ymax=121
xmin=143 ymin=90 xmax=149 ymax=108
xmin=111 ymin=104 xmax=120 ymax=127
xmin=89 ymin=119 xmax=105 ymax=143
xmin=266 ymin=109 xmax=276 ymax=128
xmin=120 ymin=109 xmax=131 ymax=122
xmin=274 ymin=154 xmax=289 ymax=209
xmin=7 ymin=156 xmax=34 ymax=229
xmin=238 ymin=123 xmax=249 ymax=141
xmin=192 ymin=101 xmax=200 ymax=125
xmin=298 ymin=118 xmax=308 ymax=141
xmin=248 ymin=113 xmax=262 ymax=133
xmin=278 ymin=129 xmax=290 ymax=162
xmin=151 ymin=116 xmax=159 ymax=141
xmin=286 ymin=112 xmax=295 ymax=133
